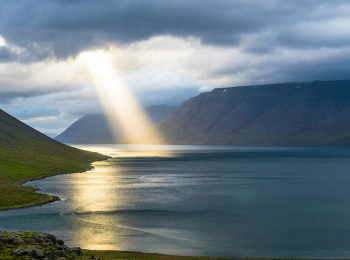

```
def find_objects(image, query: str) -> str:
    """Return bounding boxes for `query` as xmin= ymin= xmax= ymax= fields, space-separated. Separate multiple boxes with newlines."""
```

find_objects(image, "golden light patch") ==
xmin=80 ymin=51 xmax=163 ymax=144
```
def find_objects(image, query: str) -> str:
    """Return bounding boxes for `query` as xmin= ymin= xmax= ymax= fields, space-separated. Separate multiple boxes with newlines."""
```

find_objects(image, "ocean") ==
xmin=1 ymin=145 xmax=350 ymax=258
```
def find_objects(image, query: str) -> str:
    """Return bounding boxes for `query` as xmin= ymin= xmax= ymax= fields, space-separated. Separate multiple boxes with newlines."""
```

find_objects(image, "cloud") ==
xmin=1 ymin=1 xmax=350 ymax=134
xmin=2 ymin=32 xmax=350 ymax=133
xmin=1 ymin=0 xmax=350 ymax=60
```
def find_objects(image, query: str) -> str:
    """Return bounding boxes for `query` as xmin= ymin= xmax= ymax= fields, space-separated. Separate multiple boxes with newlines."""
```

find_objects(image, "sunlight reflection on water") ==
xmin=72 ymin=144 xmax=183 ymax=158
xmin=2 ymin=145 xmax=350 ymax=258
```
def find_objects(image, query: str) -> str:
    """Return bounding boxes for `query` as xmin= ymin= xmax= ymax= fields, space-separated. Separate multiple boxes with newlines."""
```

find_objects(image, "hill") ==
xmin=135 ymin=80 xmax=350 ymax=146
xmin=54 ymin=114 xmax=114 ymax=143
xmin=54 ymin=104 xmax=178 ymax=144
xmin=0 ymin=109 xmax=109 ymax=210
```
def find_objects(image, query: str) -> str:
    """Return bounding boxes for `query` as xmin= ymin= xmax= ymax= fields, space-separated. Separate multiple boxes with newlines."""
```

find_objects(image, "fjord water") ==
xmin=2 ymin=145 xmax=350 ymax=258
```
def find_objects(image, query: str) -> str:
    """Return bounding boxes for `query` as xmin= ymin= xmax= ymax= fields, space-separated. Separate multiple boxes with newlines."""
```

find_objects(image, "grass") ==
xmin=83 ymin=250 xmax=238 ymax=260
xmin=0 ymin=109 xmax=109 ymax=210
xmin=0 ymin=142 xmax=109 ymax=210
xmin=83 ymin=250 xmax=343 ymax=260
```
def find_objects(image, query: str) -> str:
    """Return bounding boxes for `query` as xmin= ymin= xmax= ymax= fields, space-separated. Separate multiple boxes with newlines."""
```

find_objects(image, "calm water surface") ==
xmin=2 ymin=145 xmax=350 ymax=258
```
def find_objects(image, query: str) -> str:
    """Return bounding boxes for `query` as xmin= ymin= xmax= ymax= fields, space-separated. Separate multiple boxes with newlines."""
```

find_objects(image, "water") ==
xmin=2 ymin=145 xmax=350 ymax=258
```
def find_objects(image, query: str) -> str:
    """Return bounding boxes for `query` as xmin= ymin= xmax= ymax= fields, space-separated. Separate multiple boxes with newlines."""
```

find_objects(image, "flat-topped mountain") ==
xmin=0 ymin=109 xmax=108 ymax=210
xmin=136 ymin=80 xmax=350 ymax=145
xmin=55 ymin=104 xmax=178 ymax=144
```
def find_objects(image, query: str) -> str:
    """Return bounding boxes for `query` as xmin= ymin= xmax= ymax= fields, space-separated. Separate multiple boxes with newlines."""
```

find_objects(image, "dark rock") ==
xmin=12 ymin=248 xmax=25 ymax=256
xmin=8 ymin=234 xmax=17 ymax=239
xmin=33 ymin=248 xmax=44 ymax=258
xmin=71 ymin=247 xmax=82 ymax=256
xmin=12 ymin=238 xmax=24 ymax=245
xmin=57 ymin=239 xmax=64 ymax=245
xmin=0 ymin=234 xmax=6 ymax=242
xmin=1 ymin=231 xmax=87 ymax=260
xmin=54 ymin=249 xmax=66 ymax=257
xmin=56 ymin=245 xmax=67 ymax=250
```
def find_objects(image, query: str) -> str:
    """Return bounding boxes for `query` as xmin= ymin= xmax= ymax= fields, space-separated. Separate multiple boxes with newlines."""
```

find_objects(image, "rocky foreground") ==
xmin=0 ymin=231 xmax=100 ymax=260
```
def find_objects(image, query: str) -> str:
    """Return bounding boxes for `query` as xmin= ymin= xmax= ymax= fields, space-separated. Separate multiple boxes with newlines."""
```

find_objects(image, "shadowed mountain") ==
xmin=55 ymin=104 xmax=178 ymax=144
xmin=54 ymin=114 xmax=114 ymax=144
xmin=0 ymin=109 xmax=109 ymax=209
xmin=135 ymin=80 xmax=350 ymax=146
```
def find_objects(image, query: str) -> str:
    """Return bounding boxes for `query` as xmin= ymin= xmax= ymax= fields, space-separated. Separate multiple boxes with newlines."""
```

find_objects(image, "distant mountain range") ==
xmin=135 ymin=80 xmax=350 ymax=146
xmin=54 ymin=104 xmax=178 ymax=144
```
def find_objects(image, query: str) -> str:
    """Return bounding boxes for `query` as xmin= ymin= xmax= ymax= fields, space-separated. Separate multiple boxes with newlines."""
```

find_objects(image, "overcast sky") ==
xmin=1 ymin=0 xmax=350 ymax=135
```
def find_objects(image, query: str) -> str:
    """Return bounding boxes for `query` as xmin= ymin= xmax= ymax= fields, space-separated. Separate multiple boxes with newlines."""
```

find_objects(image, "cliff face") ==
xmin=138 ymin=80 xmax=350 ymax=145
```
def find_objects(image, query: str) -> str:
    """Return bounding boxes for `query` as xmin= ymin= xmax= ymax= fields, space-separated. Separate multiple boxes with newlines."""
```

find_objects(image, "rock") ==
xmin=71 ymin=247 xmax=82 ymax=256
xmin=34 ymin=234 xmax=46 ymax=243
xmin=0 ymin=233 xmax=6 ymax=242
xmin=33 ymin=248 xmax=45 ymax=258
xmin=54 ymin=249 xmax=66 ymax=257
xmin=56 ymin=245 xmax=67 ymax=250
xmin=8 ymin=233 xmax=18 ymax=239
xmin=12 ymin=248 xmax=24 ymax=256
xmin=13 ymin=238 xmax=24 ymax=245
xmin=1 ymin=231 xmax=88 ymax=260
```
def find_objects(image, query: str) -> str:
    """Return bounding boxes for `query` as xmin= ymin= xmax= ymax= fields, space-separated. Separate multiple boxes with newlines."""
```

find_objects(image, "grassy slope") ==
xmin=0 ymin=109 xmax=109 ymax=210
xmin=84 ymin=250 xmax=341 ymax=260
xmin=83 ymin=250 xmax=234 ymax=260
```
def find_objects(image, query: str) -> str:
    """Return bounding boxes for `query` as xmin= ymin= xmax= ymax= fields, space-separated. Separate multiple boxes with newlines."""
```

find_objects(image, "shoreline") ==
xmin=82 ymin=249 xmax=350 ymax=260
xmin=0 ymin=163 xmax=101 ymax=211
xmin=5 ymin=230 xmax=345 ymax=260
xmin=1 ymin=195 xmax=61 ymax=211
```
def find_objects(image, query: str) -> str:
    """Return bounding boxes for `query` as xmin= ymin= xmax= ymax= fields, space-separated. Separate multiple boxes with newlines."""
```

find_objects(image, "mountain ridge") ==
xmin=55 ymin=104 xmax=178 ymax=144
xmin=135 ymin=80 xmax=350 ymax=146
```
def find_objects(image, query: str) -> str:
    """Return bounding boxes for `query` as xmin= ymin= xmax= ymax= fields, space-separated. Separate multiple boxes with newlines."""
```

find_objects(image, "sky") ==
xmin=1 ymin=0 xmax=350 ymax=135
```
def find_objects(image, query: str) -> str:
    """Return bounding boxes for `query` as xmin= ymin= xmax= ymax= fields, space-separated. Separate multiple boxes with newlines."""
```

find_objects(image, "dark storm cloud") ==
xmin=1 ymin=0 xmax=349 ymax=60
xmin=0 ymin=90 xmax=52 ymax=104
xmin=1 ymin=0 xmax=350 ymax=133
xmin=0 ymin=86 xmax=79 ymax=104
xmin=0 ymin=47 xmax=16 ymax=62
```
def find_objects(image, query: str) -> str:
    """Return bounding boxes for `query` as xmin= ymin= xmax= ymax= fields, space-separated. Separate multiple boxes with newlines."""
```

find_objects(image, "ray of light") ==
xmin=81 ymin=51 xmax=163 ymax=144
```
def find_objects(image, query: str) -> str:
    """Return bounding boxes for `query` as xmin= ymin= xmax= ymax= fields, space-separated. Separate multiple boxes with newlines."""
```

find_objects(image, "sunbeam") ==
xmin=81 ymin=51 xmax=163 ymax=144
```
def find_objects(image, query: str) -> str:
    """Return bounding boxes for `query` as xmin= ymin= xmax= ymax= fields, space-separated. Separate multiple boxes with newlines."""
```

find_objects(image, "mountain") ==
xmin=44 ymin=133 xmax=58 ymax=138
xmin=144 ymin=104 xmax=179 ymax=124
xmin=0 ymin=109 xmax=109 ymax=210
xmin=55 ymin=104 xmax=178 ymax=144
xmin=135 ymin=80 xmax=350 ymax=146
xmin=54 ymin=114 xmax=114 ymax=144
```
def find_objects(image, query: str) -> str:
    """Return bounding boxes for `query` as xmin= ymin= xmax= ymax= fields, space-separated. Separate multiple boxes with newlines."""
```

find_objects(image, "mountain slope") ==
xmin=53 ymin=114 xmax=114 ymax=143
xmin=0 ymin=109 xmax=109 ymax=210
xmin=55 ymin=104 xmax=178 ymax=144
xmin=136 ymin=80 xmax=350 ymax=146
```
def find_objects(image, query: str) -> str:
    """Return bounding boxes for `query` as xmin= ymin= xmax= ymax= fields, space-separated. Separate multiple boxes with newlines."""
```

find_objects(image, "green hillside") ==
xmin=0 ymin=109 xmax=109 ymax=210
